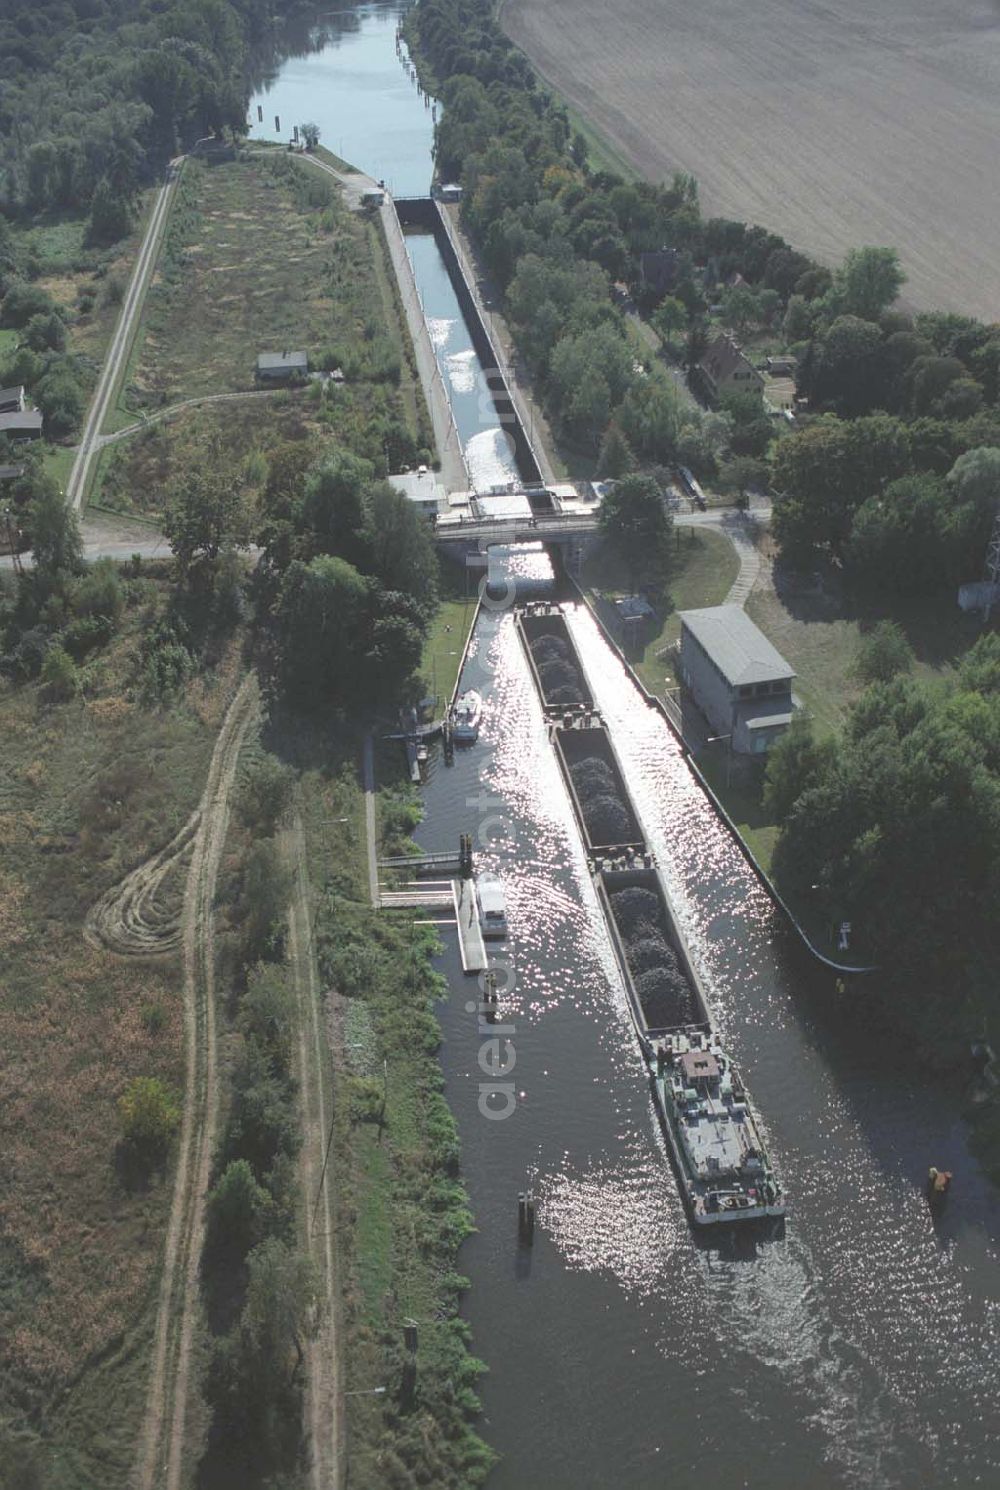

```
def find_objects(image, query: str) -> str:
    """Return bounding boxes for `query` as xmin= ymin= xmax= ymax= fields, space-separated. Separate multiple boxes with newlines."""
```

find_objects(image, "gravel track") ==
xmin=503 ymin=0 xmax=1000 ymax=320
xmin=67 ymin=159 xmax=182 ymax=511
xmin=286 ymin=815 xmax=344 ymax=1490
xmin=132 ymin=673 xmax=260 ymax=1490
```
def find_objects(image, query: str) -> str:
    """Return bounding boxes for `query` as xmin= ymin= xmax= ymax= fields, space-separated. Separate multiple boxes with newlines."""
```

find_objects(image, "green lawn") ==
xmin=747 ymin=572 xmax=981 ymax=738
xmin=582 ymin=525 xmax=740 ymax=695
xmin=0 ymin=327 xmax=17 ymax=358
xmin=421 ymin=558 xmax=477 ymax=708
xmin=696 ymin=748 xmax=779 ymax=869
xmin=41 ymin=444 xmax=77 ymax=494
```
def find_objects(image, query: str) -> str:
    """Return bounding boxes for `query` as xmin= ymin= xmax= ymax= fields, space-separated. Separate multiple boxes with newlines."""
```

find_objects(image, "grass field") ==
xmin=747 ymin=542 xmax=981 ymax=738
xmin=295 ymin=745 xmax=494 ymax=1485
xmin=421 ymin=556 xmax=477 ymax=708
xmin=582 ymin=525 xmax=739 ymax=694
xmin=0 ymin=577 xmax=244 ymax=1484
xmin=127 ymin=156 xmax=422 ymax=409
xmin=95 ymin=396 xmax=319 ymax=521
xmin=106 ymin=152 xmax=431 ymax=517
xmin=503 ymin=0 xmax=1000 ymax=320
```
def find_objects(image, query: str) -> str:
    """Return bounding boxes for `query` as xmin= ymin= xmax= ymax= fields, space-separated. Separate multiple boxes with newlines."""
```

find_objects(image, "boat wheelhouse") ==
xmin=451 ymin=689 xmax=483 ymax=743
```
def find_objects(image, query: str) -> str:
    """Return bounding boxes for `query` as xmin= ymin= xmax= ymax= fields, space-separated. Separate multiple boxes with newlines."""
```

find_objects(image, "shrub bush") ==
xmin=118 ymin=1076 xmax=180 ymax=1156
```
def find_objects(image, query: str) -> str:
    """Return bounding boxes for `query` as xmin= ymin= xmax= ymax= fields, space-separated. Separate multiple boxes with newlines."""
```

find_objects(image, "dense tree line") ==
xmin=774 ymin=296 xmax=1000 ymax=582
xmin=411 ymin=0 xmax=827 ymax=472
xmin=412 ymin=0 xmax=928 ymax=479
xmin=0 ymin=0 xmax=285 ymax=224
xmin=766 ymin=637 xmax=1000 ymax=1058
xmin=413 ymin=0 xmax=1000 ymax=592
xmin=0 ymin=0 xmax=317 ymax=440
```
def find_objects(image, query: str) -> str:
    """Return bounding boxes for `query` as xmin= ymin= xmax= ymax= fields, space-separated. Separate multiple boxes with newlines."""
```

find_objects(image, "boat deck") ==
xmin=673 ymin=1083 xmax=752 ymax=1180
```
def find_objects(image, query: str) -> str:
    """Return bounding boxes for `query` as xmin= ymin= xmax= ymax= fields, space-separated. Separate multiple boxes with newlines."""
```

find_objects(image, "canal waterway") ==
xmin=248 ymin=4 xmax=519 ymax=492
xmin=253 ymin=10 xmax=1000 ymax=1488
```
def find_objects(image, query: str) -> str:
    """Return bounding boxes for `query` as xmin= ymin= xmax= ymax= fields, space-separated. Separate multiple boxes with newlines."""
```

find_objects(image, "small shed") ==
xmin=256 ymin=351 xmax=308 ymax=382
xmin=0 ymin=410 xmax=43 ymax=441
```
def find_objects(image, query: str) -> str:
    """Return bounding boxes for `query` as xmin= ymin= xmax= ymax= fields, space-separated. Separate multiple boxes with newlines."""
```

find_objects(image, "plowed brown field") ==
xmin=502 ymin=0 xmax=1000 ymax=320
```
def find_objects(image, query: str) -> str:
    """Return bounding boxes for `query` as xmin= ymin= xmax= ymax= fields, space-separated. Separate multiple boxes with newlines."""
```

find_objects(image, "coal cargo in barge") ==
xmin=516 ymin=603 xmax=594 ymax=713
xmin=552 ymin=716 xmax=645 ymax=854
xmin=515 ymin=602 xmax=784 ymax=1225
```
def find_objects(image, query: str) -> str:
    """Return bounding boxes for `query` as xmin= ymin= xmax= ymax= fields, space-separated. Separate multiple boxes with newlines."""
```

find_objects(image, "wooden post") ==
xmin=518 ymin=1191 xmax=535 ymax=1245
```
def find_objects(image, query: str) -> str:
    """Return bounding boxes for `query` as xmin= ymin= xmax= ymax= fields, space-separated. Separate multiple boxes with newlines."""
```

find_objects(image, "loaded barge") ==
xmin=517 ymin=603 xmax=784 ymax=1226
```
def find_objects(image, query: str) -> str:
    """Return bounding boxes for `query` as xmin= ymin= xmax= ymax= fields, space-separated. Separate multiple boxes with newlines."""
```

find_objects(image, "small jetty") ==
xmin=376 ymin=837 xmax=488 ymax=972
xmin=453 ymin=877 xmax=487 ymax=973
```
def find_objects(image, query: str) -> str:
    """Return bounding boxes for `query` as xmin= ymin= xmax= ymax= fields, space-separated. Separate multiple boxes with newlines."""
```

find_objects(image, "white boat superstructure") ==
xmin=650 ymin=1030 xmax=784 ymax=1223
xmin=475 ymin=871 xmax=507 ymax=938
xmin=451 ymin=688 xmax=483 ymax=743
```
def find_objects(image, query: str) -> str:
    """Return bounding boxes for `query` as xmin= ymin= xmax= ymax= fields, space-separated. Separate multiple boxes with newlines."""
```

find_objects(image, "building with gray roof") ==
xmin=256 ymin=350 xmax=308 ymax=381
xmin=0 ymin=410 xmax=43 ymax=441
xmin=678 ymin=604 xmax=797 ymax=754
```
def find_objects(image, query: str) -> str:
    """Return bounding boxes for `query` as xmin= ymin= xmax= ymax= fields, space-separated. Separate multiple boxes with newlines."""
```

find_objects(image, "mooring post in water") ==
xmin=459 ymin=832 xmax=473 ymax=878
xmin=484 ymin=969 xmax=498 ymax=1024
xmin=518 ymin=1190 xmax=536 ymax=1245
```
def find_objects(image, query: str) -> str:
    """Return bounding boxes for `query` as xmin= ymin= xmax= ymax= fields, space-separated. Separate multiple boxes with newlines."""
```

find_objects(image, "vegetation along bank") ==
xmin=1 ymin=1 xmax=494 ymax=1483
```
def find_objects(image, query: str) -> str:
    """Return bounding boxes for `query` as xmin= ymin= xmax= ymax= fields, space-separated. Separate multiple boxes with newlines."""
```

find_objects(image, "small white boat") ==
xmin=451 ymin=689 xmax=483 ymax=743
xmin=476 ymin=871 xmax=507 ymax=938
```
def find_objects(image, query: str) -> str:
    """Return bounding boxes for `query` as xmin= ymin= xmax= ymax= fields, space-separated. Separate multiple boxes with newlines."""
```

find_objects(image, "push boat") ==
xmin=598 ymin=863 xmax=785 ymax=1227
xmin=451 ymin=689 xmax=483 ymax=743
xmin=651 ymin=1030 xmax=784 ymax=1223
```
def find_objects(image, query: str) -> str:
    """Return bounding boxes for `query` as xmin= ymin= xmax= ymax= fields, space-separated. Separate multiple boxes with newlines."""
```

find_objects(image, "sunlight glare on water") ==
xmin=421 ymin=583 xmax=1000 ymax=1489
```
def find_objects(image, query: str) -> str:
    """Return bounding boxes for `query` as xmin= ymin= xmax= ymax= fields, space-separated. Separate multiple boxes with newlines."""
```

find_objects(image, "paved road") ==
xmin=66 ymin=159 xmax=184 ymax=511
xmin=675 ymin=506 xmax=770 ymax=607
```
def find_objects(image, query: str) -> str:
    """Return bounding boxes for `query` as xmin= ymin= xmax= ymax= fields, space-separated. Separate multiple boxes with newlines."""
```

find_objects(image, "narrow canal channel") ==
xmin=252 ymin=10 xmax=1000 ymax=1488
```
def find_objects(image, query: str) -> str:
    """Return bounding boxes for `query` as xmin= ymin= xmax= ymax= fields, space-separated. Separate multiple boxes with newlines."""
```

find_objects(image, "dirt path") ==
xmin=285 ymin=815 xmax=344 ymax=1490
xmin=132 ymin=673 xmax=260 ymax=1490
xmin=84 ymin=812 xmax=198 ymax=957
xmin=94 ymin=388 xmax=287 ymax=451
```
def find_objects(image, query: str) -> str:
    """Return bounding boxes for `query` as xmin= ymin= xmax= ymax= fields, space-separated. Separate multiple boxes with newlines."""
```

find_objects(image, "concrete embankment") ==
xmin=566 ymin=576 xmax=876 ymax=976
xmin=379 ymin=198 xmax=469 ymax=493
xmin=395 ymin=197 xmax=545 ymax=488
